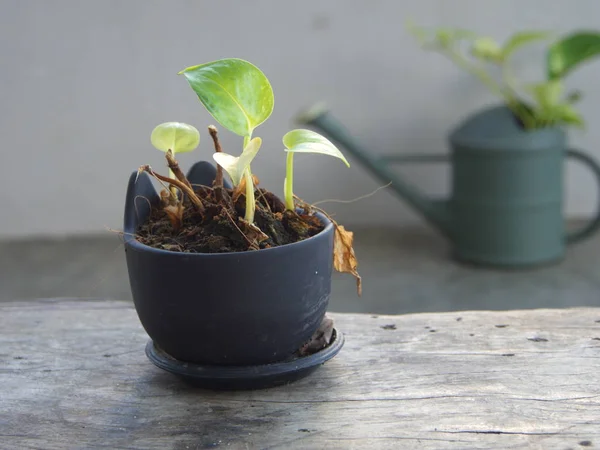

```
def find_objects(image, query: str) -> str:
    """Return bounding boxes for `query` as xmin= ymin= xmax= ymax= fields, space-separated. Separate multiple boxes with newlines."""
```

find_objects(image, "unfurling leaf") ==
xmin=283 ymin=129 xmax=350 ymax=166
xmin=547 ymin=31 xmax=600 ymax=80
xmin=178 ymin=58 xmax=274 ymax=137
xmin=333 ymin=224 xmax=362 ymax=296
xmin=212 ymin=137 xmax=262 ymax=186
xmin=150 ymin=122 xmax=199 ymax=154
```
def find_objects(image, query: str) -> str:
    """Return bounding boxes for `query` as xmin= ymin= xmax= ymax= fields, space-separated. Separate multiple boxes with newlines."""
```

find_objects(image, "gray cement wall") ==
xmin=2 ymin=0 xmax=600 ymax=238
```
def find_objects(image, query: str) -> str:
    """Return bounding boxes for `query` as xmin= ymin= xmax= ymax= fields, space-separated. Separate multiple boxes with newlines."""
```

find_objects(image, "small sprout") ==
xmin=282 ymin=129 xmax=349 ymax=211
xmin=179 ymin=58 xmax=274 ymax=223
xmin=213 ymin=137 xmax=262 ymax=186
xmin=150 ymin=122 xmax=200 ymax=187
xmin=150 ymin=121 xmax=200 ymax=155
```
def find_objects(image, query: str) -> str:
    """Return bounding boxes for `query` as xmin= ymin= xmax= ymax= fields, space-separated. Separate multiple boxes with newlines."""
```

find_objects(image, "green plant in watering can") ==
xmin=407 ymin=23 xmax=600 ymax=129
xmin=296 ymin=25 xmax=600 ymax=269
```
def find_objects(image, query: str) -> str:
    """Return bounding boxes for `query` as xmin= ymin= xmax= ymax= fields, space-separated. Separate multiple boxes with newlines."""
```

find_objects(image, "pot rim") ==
xmin=124 ymin=210 xmax=334 ymax=257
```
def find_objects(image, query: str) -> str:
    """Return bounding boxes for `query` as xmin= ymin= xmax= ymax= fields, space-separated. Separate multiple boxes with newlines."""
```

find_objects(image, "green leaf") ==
xmin=179 ymin=58 xmax=274 ymax=137
xmin=150 ymin=122 xmax=200 ymax=154
xmin=212 ymin=137 xmax=262 ymax=185
xmin=555 ymin=104 xmax=585 ymax=128
xmin=547 ymin=31 xmax=600 ymax=80
xmin=525 ymin=80 xmax=564 ymax=109
xmin=471 ymin=37 xmax=502 ymax=62
xmin=283 ymin=129 xmax=350 ymax=167
xmin=501 ymin=31 xmax=551 ymax=58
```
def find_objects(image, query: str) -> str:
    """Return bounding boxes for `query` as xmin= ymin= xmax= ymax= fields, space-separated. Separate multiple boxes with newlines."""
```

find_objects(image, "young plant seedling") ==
xmin=142 ymin=121 xmax=201 ymax=230
xmin=150 ymin=122 xmax=200 ymax=196
xmin=407 ymin=22 xmax=600 ymax=129
xmin=282 ymin=129 xmax=350 ymax=211
xmin=178 ymin=59 xmax=273 ymax=223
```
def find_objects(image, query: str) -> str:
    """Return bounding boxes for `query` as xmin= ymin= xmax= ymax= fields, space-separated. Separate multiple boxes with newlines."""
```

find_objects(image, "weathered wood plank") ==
xmin=1 ymin=299 xmax=599 ymax=449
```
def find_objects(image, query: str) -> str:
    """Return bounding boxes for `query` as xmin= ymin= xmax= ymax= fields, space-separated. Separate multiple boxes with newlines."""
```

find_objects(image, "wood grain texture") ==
xmin=1 ymin=299 xmax=600 ymax=449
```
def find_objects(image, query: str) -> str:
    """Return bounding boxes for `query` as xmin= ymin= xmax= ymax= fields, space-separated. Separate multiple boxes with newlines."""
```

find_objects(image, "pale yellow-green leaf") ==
xmin=525 ymin=80 xmax=564 ymax=109
xmin=179 ymin=58 xmax=274 ymax=137
xmin=212 ymin=137 xmax=262 ymax=185
xmin=283 ymin=129 xmax=349 ymax=167
xmin=556 ymin=104 xmax=585 ymax=128
xmin=471 ymin=37 xmax=502 ymax=61
xmin=150 ymin=122 xmax=200 ymax=154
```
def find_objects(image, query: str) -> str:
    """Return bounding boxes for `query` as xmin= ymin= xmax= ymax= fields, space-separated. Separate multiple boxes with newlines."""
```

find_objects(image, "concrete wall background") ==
xmin=1 ymin=0 xmax=600 ymax=238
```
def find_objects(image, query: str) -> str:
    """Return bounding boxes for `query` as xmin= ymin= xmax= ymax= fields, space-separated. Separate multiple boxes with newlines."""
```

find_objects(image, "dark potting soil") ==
xmin=135 ymin=185 xmax=325 ymax=253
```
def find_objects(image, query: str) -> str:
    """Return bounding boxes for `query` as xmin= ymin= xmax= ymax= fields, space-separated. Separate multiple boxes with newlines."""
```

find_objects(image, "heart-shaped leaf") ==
xmin=283 ymin=129 xmax=350 ymax=167
xmin=150 ymin=122 xmax=200 ymax=154
xmin=179 ymin=58 xmax=274 ymax=137
xmin=212 ymin=137 xmax=262 ymax=185
xmin=547 ymin=31 xmax=600 ymax=80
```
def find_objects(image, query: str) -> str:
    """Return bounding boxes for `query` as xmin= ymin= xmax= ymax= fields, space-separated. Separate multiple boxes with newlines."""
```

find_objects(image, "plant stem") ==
xmin=139 ymin=165 xmax=205 ymax=215
xmin=165 ymin=149 xmax=192 ymax=190
xmin=441 ymin=47 xmax=505 ymax=98
xmin=440 ymin=45 xmax=537 ymax=128
xmin=168 ymin=150 xmax=178 ymax=197
xmin=500 ymin=62 xmax=537 ymax=129
xmin=243 ymin=168 xmax=255 ymax=223
xmin=284 ymin=151 xmax=295 ymax=211
xmin=208 ymin=125 xmax=224 ymax=202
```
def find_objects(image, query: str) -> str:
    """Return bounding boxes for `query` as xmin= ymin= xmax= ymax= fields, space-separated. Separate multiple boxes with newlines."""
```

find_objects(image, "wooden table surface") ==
xmin=1 ymin=299 xmax=599 ymax=450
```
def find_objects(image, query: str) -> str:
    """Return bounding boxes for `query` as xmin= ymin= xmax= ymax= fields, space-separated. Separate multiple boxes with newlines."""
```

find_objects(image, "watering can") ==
xmin=298 ymin=104 xmax=600 ymax=267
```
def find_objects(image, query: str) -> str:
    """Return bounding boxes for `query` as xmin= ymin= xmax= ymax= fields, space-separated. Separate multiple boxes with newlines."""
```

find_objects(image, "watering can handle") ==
xmin=565 ymin=148 xmax=600 ymax=243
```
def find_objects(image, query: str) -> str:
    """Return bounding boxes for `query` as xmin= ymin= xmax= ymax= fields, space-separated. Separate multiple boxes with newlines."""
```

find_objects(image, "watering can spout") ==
xmin=296 ymin=104 xmax=453 ymax=239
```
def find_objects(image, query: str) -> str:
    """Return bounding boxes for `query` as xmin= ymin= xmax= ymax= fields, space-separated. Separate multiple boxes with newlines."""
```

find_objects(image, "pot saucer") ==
xmin=145 ymin=328 xmax=344 ymax=390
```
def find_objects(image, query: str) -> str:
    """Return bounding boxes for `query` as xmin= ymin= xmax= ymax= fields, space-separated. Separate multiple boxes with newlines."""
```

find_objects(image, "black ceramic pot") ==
xmin=123 ymin=162 xmax=334 ymax=366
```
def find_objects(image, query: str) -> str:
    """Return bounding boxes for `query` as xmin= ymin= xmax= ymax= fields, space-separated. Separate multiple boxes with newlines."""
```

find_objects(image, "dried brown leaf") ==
xmin=333 ymin=224 xmax=362 ymax=296
xmin=298 ymin=315 xmax=334 ymax=356
xmin=163 ymin=203 xmax=183 ymax=231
